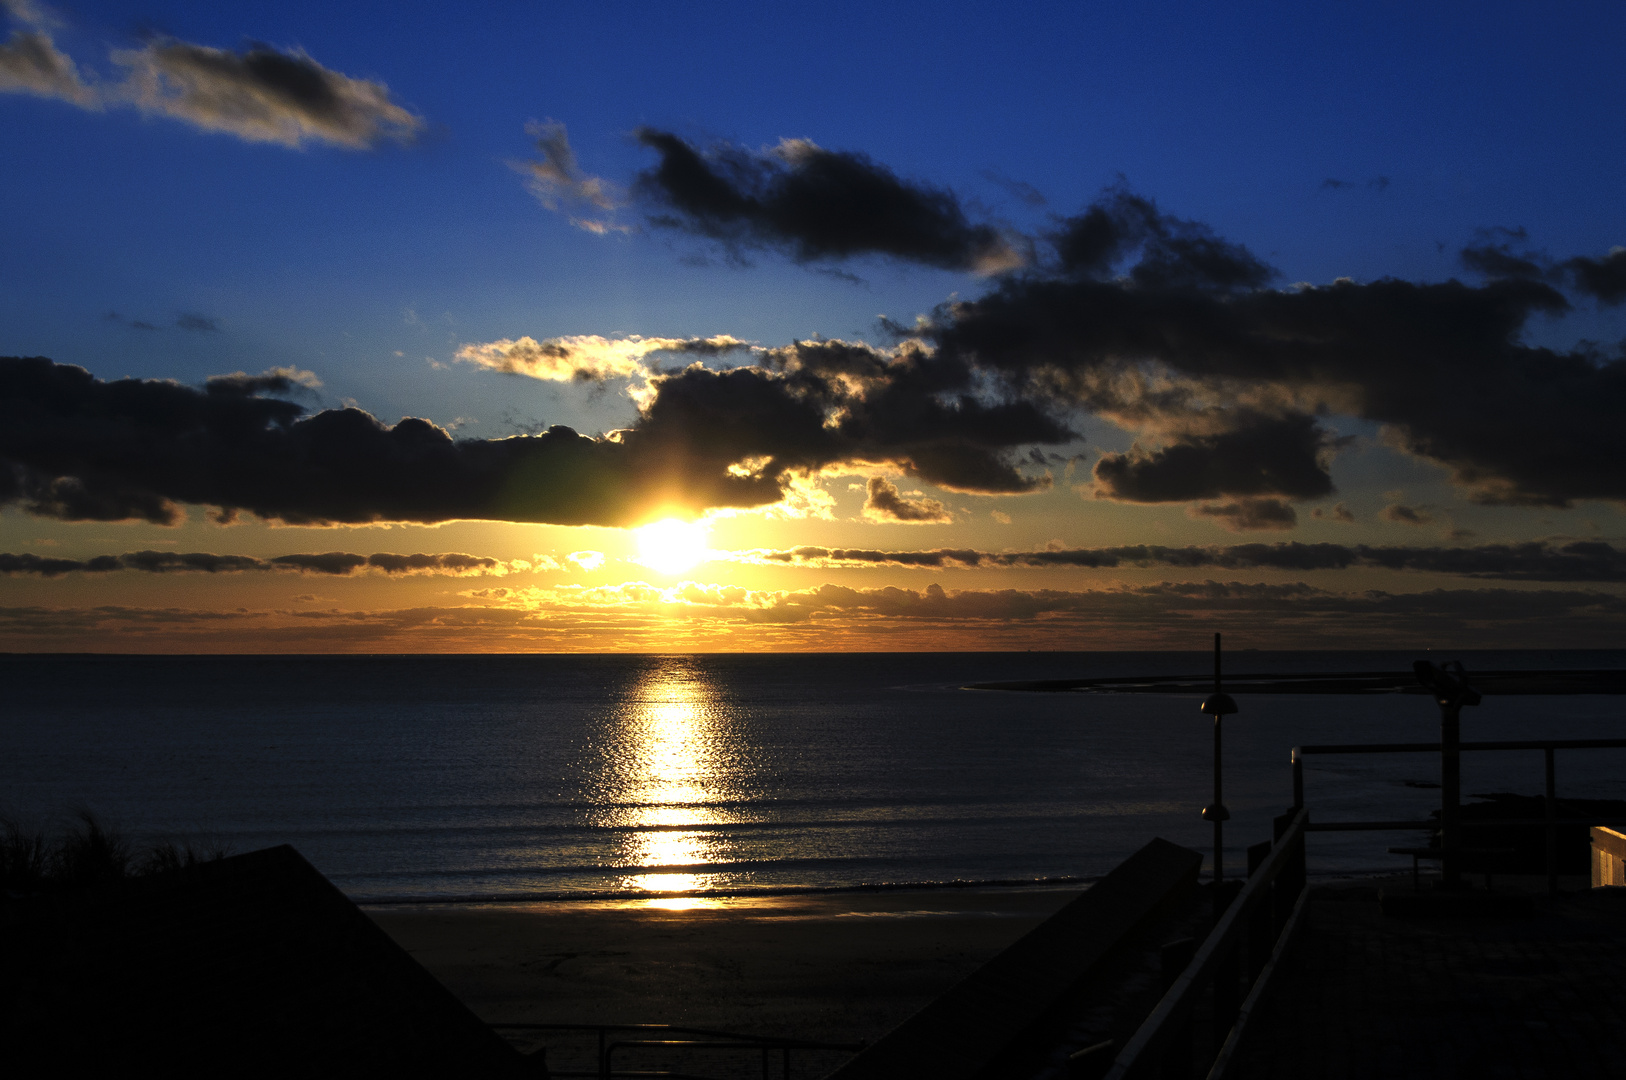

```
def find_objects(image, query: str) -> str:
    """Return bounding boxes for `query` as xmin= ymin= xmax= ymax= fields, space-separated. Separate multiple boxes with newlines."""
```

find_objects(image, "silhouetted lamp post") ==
xmin=1200 ymin=632 xmax=1237 ymax=901
xmin=1413 ymin=659 xmax=1480 ymax=890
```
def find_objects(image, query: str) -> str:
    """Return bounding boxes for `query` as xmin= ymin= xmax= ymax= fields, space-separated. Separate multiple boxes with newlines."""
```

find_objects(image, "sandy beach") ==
xmin=368 ymin=886 xmax=1078 ymax=1068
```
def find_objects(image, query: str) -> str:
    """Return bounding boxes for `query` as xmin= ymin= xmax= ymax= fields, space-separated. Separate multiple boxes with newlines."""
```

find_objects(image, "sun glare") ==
xmin=636 ymin=518 xmax=710 ymax=575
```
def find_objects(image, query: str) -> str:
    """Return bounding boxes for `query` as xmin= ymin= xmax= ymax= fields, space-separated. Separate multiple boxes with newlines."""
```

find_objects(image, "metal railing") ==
xmin=1102 ymin=807 xmax=1308 ymax=1080
xmin=489 ymin=1022 xmax=864 ymax=1079
xmin=1293 ymin=738 xmax=1626 ymax=894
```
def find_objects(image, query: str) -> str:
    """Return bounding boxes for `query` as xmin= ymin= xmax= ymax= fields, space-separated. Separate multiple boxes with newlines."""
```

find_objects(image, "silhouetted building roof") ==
xmin=0 ymin=845 xmax=534 ymax=1077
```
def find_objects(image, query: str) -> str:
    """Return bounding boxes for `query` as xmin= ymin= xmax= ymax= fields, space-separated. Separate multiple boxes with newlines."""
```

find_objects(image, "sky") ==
xmin=3 ymin=0 xmax=1626 ymax=652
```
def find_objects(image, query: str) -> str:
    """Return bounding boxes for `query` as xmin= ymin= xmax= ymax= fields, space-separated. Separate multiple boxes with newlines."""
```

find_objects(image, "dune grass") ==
xmin=1 ymin=810 xmax=229 ymax=896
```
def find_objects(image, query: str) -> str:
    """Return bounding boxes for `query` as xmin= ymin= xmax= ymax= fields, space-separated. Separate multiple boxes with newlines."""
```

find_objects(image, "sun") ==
xmin=636 ymin=518 xmax=711 ymax=575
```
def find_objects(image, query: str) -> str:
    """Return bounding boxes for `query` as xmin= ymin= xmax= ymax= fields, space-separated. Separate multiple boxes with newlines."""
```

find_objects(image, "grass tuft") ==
xmin=0 ymin=811 xmax=231 ymax=898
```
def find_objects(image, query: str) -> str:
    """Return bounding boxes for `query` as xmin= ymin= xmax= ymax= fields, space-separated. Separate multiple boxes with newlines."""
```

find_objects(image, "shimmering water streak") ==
xmin=5 ymin=650 xmax=1624 ymax=901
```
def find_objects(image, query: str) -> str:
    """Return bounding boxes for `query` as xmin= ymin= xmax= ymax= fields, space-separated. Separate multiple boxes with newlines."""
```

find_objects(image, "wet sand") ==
xmin=368 ymin=886 xmax=1078 ymax=1062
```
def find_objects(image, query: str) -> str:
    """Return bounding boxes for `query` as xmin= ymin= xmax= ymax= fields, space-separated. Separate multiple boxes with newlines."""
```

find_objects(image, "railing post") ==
xmin=1545 ymin=747 xmax=1558 ymax=896
xmin=1291 ymin=748 xmax=1303 ymax=810
xmin=1440 ymin=703 xmax=1463 ymax=888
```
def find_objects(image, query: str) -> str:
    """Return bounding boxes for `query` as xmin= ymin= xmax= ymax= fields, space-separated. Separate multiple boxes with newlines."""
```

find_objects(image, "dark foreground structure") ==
xmin=828 ymin=838 xmax=1203 ymax=1080
xmin=1228 ymin=878 xmax=1626 ymax=1078
xmin=0 ymin=845 xmax=535 ymax=1077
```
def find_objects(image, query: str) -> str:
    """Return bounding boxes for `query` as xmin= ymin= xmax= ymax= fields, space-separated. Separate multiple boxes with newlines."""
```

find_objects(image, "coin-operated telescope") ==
xmin=1413 ymin=660 xmax=1481 ymax=888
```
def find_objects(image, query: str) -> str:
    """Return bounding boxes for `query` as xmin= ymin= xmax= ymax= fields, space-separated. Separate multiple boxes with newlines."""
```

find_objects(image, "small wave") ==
xmin=353 ymin=872 xmax=1095 ymax=906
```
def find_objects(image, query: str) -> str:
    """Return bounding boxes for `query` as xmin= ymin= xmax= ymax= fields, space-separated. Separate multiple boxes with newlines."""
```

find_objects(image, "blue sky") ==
xmin=3 ymin=0 xmax=1625 ymax=651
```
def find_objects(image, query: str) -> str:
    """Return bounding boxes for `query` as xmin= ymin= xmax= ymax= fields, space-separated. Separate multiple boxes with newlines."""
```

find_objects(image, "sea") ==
xmin=5 ymin=650 xmax=1625 ymax=903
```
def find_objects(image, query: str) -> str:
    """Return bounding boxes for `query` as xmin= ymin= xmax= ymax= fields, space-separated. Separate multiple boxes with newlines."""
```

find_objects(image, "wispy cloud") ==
xmin=111 ymin=39 xmax=423 ymax=148
xmin=512 ymin=119 xmax=624 ymax=233
xmin=0 ymin=12 xmax=94 ymax=106
xmin=0 ymin=5 xmax=422 ymax=149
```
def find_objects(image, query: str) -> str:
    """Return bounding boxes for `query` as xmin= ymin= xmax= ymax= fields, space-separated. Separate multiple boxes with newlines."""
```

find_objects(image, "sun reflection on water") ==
xmin=600 ymin=659 xmax=743 ymax=896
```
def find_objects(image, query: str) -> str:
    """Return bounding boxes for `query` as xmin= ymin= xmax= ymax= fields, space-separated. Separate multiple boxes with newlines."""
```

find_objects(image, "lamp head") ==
xmin=1413 ymin=660 xmax=1481 ymax=709
xmin=1201 ymin=691 xmax=1238 ymax=716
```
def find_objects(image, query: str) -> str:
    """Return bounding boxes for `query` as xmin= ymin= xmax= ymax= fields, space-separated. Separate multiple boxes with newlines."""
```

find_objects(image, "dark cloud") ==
xmin=0 ymin=552 xmax=89 ymax=576
xmin=0 ymin=548 xmax=507 ymax=577
xmin=738 ymin=539 xmax=1626 ymax=581
xmin=1459 ymin=226 xmax=1550 ymax=281
xmin=0 ymin=356 xmax=761 ymax=526
xmin=925 ymin=187 xmax=1625 ymax=509
xmin=862 ymin=476 xmax=953 ymax=523
xmin=1092 ymin=411 xmax=1334 ymax=503
xmin=0 ymin=351 xmax=1066 ymax=526
xmin=1049 ymin=187 xmax=1273 ymax=291
xmin=636 ymin=340 xmax=1070 ymax=494
xmin=204 ymin=366 xmax=320 ymax=397
xmin=267 ymin=552 xmax=369 ymax=575
xmin=1321 ymin=178 xmax=1352 ymax=190
xmin=1191 ymin=497 xmax=1298 ymax=531
xmin=1380 ymin=502 xmax=1433 ymax=525
xmin=1563 ymin=248 xmax=1626 ymax=305
xmin=632 ymin=129 xmax=1022 ymax=272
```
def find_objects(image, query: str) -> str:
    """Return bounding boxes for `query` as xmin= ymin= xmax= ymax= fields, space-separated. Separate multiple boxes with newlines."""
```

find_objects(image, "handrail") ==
xmin=1103 ymin=807 xmax=1308 ymax=1080
xmin=1206 ymin=883 xmax=1311 ymax=1079
xmin=1306 ymin=817 xmax=1626 ymax=832
xmin=1297 ymin=738 xmax=1626 ymax=755
xmin=1292 ymin=736 xmax=1626 ymax=895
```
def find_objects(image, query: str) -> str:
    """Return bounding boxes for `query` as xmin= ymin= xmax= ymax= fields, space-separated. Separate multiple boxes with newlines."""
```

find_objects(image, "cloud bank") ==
xmin=0 ymin=348 xmax=1065 ymax=525
xmin=0 ymin=550 xmax=514 ymax=577
xmin=919 ymin=188 xmax=1626 ymax=512
xmin=731 ymin=539 xmax=1626 ymax=582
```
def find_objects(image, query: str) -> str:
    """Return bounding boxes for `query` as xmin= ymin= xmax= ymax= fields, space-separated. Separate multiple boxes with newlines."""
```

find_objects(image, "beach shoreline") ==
xmin=367 ymin=884 xmax=1081 ymax=1066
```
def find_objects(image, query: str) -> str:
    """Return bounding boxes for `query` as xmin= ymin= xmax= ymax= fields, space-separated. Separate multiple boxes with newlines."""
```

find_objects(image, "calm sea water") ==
xmin=4 ymin=651 xmax=1625 ymax=901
